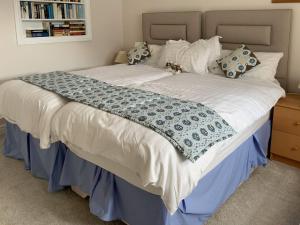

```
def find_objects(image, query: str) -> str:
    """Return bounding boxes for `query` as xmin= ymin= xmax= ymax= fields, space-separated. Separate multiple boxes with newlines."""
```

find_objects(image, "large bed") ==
xmin=1 ymin=9 xmax=292 ymax=225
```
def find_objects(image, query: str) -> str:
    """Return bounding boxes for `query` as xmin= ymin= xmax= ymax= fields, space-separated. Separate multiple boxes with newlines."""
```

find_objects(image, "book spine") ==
xmin=64 ymin=4 xmax=67 ymax=19
xmin=31 ymin=30 xmax=49 ymax=37
xmin=58 ymin=4 xmax=62 ymax=19
xmin=31 ymin=33 xmax=49 ymax=37
xmin=65 ymin=4 xmax=69 ymax=19
xmin=21 ymin=2 xmax=30 ymax=19
xmin=61 ymin=4 xmax=65 ymax=19
xmin=44 ymin=5 xmax=48 ymax=19
xmin=49 ymin=4 xmax=54 ymax=19
xmin=53 ymin=3 xmax=58 ymax=19
xmin=72 ymin=5 xmax=76 ymax=19
xmin=33 ymin=4 xmax=36 ymax=19
xmin=41 ymin=4 xmax=45 ymax=19
xmin=28 ymin=2 xmax=32 ymax=19
xmin=20 ymin=2 xmax=24 ymax=18
xmin=80 ymin=5 xmax=85 ymax=19
xmin=69 ymin=4 xmax=73 ymax=19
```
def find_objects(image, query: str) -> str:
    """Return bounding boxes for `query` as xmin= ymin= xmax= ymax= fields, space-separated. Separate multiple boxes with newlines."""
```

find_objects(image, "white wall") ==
xmin=0 ymin=0 xmax=123 ymax=81
xmin=122 ymin=0 xmax=300 ymax=92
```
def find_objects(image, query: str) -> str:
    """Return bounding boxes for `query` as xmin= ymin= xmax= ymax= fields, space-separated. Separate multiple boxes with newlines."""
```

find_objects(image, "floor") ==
xmin=0 ymin=132 xmax=300 ymax=225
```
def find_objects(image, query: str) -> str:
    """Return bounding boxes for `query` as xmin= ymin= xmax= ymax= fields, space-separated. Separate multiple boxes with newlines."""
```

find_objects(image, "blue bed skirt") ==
xmin=3 ymin=121 xmax=270 ymax=225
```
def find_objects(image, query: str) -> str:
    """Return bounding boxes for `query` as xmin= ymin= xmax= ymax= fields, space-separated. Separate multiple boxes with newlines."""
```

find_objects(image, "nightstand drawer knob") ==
xmin=294 ymin=122 xmax=300 ymax=126
xmin=291 ymin=147 xmax=299 ymax=152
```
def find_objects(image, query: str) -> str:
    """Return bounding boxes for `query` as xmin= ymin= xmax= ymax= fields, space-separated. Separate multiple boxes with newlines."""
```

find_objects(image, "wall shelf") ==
xmin=20 ymin=0 xmax=85 ymax=5
xmin=14 ymin=0 xmax=92 ymax=45
xmin=22 ymin=18 xmax=86 ymax=21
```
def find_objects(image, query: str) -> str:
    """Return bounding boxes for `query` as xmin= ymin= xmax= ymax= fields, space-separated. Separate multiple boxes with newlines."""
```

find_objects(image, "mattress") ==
xmin=51 ymin=73 xmax=285 ymax=214
xmin=0 ymin=64 xmax=171 ymax=148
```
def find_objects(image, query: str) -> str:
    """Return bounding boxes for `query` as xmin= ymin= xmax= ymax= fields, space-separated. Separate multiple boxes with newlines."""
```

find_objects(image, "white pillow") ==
xmin=144 ymin=44 xmax=164 ymax=66
xmin=157 ymin=36 xmax=222 ymax=74
xmin=157 ymin=39 xmax=210 ymax=74
xmin=209 ymin=50 xmax=284 ymax=81
xmin=206 ymin=36 xmax=222 ymax=65
xmin=157 ymin=40 xmax=188 ymax=68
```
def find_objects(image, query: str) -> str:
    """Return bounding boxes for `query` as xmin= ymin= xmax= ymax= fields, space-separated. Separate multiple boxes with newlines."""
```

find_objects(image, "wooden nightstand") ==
xmin=271 ymin=94 xmax=300 ymax=168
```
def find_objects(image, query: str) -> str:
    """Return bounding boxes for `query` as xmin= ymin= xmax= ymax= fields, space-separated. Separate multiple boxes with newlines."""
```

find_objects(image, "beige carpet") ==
xmin=0 ymin=133 xmax=299 ymax=225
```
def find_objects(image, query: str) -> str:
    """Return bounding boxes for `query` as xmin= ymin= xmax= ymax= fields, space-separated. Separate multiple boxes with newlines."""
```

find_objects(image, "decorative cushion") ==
xmin=166 ymin=62 xmax=183 ymax=75
xmin=217 ymin=45 xmax=260 ymax=79
xmin=209 ymin=50 xmax=283 ymax=82
xmin=208 ymin=50 xmax=232 ymax=75
xmin=128 ymin=42 xmax=151 ymax=65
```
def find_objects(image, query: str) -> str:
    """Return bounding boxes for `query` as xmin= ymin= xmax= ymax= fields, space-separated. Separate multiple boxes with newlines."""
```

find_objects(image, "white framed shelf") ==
xmin=20 ymin=0 xmax=85 ymax=5
xmin=22 ymin=18 xmax=86 ymax=21
xmin=14 ymin=0 xmax=92 ymax=45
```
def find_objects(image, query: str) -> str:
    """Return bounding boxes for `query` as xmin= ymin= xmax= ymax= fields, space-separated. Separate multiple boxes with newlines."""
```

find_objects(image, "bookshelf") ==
xmin=14 ymin=0 xmax=92 ymax=45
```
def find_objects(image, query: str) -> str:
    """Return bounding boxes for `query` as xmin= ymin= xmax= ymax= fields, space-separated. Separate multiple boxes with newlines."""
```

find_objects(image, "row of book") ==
xmin=40 ymin=0 xmax=83 ymax=2
xmin=52 ymin=21 xmax=86 ymax=36
xmin=26 ymin=21 xmax=86 ymax=37
xmin=20 ymin=2 xmax=85 ymax=20
xmin=39 ymin=0 xmax=83 ymax=2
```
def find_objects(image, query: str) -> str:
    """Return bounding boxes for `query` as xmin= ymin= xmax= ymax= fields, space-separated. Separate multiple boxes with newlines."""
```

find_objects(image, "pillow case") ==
xmin=217 ymin=45 xmax=261 ymax=79
xmin=209 ymin=50 xmax=283 ymax=81
xmin=128 ymin=42 xmax=151 ymax=65
xmin=144 ymin=44 xmax=164 ymax=66
xmin=157 ymin=40 xmax=189 ymax=68
xmin=206 ymin=36 xmax=222 ymax=65
xmin=157 ymin=36 xmax=222 ymax=74
xmin=157 ymin=39 xmax=211 ymax=74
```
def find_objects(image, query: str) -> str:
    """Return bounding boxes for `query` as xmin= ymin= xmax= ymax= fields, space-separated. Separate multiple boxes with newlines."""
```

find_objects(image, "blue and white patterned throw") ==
xmin=19 ymin=71 xmax=236 ymax=162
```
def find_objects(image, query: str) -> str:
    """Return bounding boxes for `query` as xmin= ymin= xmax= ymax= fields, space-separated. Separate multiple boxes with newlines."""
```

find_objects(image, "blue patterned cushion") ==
xmin=217 ymin=45 xmax=260 ymax=79
xmin=128 ymin=42 xmax=151 ymax=65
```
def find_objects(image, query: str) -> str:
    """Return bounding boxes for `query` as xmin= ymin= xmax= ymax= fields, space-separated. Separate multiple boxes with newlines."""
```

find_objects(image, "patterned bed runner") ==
xmin=19 ymin=71 xmax=236 ymax=162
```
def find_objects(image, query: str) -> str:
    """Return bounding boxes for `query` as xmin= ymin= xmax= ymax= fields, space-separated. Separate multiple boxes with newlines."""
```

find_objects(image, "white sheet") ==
xmin=51 ymin=73 xmax=285 ymax=214
xmin=0 ymin=64 xmax=171 ymax=148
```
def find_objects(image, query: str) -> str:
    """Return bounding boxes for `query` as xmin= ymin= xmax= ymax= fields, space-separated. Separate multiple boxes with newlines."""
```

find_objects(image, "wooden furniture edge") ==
xmin=272 ymin=0 xmax=300 ymax=3
xmin=271 ymin=153 xmax=300 ymax=169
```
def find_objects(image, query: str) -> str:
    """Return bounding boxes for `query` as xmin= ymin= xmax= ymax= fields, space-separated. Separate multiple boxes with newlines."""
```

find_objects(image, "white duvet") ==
xmin=0 ymin=64 xmax=171 ymax=148
xmin=51 ymin=73 xmax=285 ymax=214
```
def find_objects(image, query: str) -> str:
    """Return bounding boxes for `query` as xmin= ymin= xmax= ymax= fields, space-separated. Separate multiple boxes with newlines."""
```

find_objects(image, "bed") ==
xmin=2 ymin=9 xmax=292 ymax=225
xmin=0 ymin=64 xmax=172 ymax=148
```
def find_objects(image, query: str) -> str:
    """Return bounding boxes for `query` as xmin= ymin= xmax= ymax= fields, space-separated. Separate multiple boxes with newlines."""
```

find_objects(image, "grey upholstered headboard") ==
xmin=142 ymin=11 xmax=202 ymax=45
xmin=142 ymin=9 xmax=292 ymax=89
xmin=203 ymin=10 xmax=292 ymax=89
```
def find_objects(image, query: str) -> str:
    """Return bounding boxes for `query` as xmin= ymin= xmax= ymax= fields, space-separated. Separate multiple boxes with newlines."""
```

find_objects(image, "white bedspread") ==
xmin=51 ymin=73 xmax=285 ymax=214
xmin=0 ymin=64 xmax=171 ymax=148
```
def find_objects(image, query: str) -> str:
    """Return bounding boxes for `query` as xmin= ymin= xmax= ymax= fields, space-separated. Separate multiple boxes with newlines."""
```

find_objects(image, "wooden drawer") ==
xmin=271 ymin=130 xmax=300 ymax=162
xmin=273 ymin=106 xmax=300 ymax=136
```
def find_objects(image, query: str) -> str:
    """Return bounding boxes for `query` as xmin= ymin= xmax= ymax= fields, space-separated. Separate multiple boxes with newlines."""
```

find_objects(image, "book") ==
xmin=50 ymin=22 xmax=70 ymax=36
xmin=48 ymin=4 xmax=54 ymax=19
xmin=40 ymin=4 xmax=45 ymax=19
xmin=19 ymin=0 xmax=87 ymax=39
xmin=29 ymin=29 xmax=49 ymax=37
xmin=28 ymin=2 xmax=32 ymax=19
xmin=20 ymin=2 xmax=29 ymax=19
xmin=53 ymin=3 xmax=58 ymax=19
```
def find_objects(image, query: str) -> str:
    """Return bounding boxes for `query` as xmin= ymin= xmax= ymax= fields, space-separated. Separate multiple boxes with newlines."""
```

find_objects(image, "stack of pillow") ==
xmin=127 ymin=37 xmax=283 ymax=82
